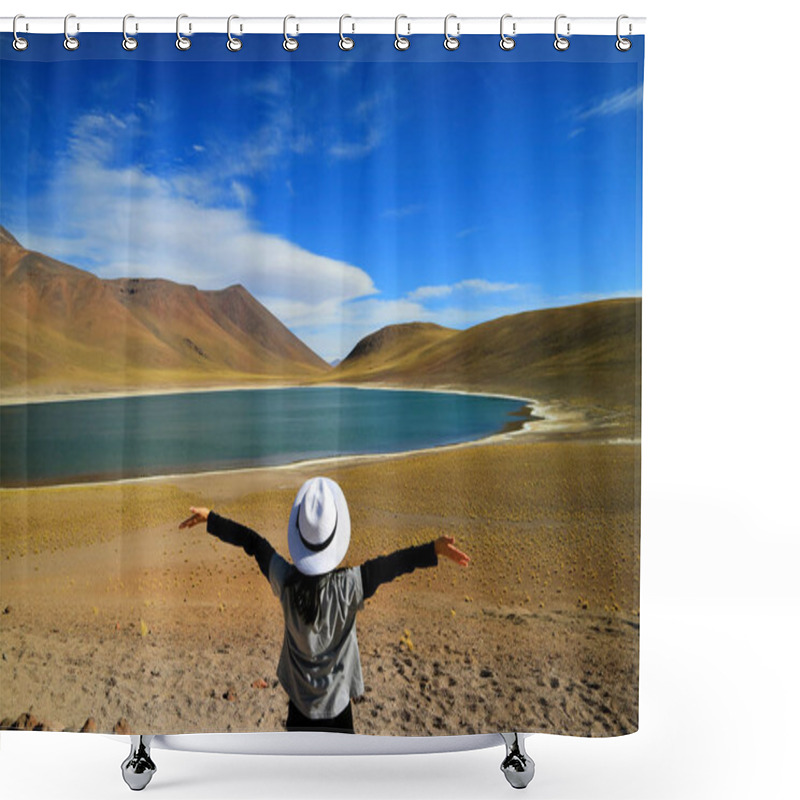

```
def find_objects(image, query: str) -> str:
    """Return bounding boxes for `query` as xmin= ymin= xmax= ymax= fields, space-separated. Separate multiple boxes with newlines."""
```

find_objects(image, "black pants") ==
xmin=286 ymin=699 xmax=355 ymax=734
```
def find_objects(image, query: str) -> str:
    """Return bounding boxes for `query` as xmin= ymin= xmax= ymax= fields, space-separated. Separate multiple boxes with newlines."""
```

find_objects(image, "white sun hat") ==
xmin=288 ymin=477 xmax=351 ymax=576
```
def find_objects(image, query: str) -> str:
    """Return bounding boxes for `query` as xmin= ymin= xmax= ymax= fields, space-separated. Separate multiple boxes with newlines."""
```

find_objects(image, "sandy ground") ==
xmin=0 ymin=427 xmax=639 ymax=737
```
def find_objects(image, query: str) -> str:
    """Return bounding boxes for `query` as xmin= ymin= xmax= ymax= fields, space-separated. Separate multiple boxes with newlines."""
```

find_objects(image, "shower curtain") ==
xmin=0 ymin=28 xmax=643 ymax=739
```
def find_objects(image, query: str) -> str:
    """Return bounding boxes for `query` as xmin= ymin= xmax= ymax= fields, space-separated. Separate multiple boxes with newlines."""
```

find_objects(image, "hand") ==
xmin=435 ymin=536 xmax=470 ymax=567
xmin=179 ymin=506 xmax=211 ymax=529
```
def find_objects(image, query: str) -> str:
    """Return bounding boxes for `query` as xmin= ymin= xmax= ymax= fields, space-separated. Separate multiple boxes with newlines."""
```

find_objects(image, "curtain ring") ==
xmin=444 ymin=14 xmax=460 ymax=51
xmin=339 ymin=14 xmax=354 ymax=50
xmin=64 ymin=13 xmax=79 ymax=51
xmin=283 ymin=15 xmax=298 ymax=51
xmin=12 ymin=15 xmax=28 ymax=51
xmin=554 ymin=14 xmax=570 ymax=51
xmin=122 ymin=15 xmax=138 ymax=51
xmin=616 ymin=15 xmax=632 ymax=51
xmin=394 ymin=14 xmax=410 ymax=51
xmin=176 ymin=14 xmax=191 ymax=50
xmin=499 ymin=14 xmax=515 ymax=50
xmin=227 ymin=15 xmax=242 ymax=51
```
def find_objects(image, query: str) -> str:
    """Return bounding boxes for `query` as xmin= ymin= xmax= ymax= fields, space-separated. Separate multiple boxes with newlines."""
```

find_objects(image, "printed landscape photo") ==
xmin=0 ymin=42 xmax=642 ymax=737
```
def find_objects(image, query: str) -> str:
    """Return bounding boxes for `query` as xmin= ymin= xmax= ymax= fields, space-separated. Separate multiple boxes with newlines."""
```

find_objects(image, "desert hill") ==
xmin=334 ymin=298 xmax=641 ymax=413
xmin=0 ymin=225 xmax=330 ymax=398
xmin=342 ymin=321 xmax=457 ymax=371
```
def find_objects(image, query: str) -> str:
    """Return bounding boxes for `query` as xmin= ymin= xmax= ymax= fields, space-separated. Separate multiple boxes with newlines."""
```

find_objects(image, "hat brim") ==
xmin=288 ymin=477 xmax=351 ymax=576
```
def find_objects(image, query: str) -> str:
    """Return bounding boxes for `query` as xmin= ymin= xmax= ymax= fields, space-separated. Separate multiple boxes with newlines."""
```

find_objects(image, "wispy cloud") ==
xmin=407 ymin=279 xmax=521 ymax=302
xmin=456 ymin=226 xmax=482 ymax=238
xmin=575 ymin=85 xmax=643 ymax=121
xmin=328 ymin=124 xmax=384 ymax=160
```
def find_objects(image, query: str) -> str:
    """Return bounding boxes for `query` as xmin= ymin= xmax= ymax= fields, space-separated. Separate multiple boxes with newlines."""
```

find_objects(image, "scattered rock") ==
xmin=251 ymin=679 xmax=268 ymax=689
xmin=223 ymin=687 xmax=237 ymax=702
xmin=479 ymin=668 xmax=494 ymax=679
xmin=2 ymin=606 xmax=10 ymax=615
xmin=80 ymin=717 xmax=97 ymax=733
xmin=12 ymin=713 xmax=39 ymax=731
xmin=33 ymin=721 xmax=53 ymax=731
xmin=114 ymin=718 xmax=132 ymax=735
xmin=550 ymin=677 xmax=560 ymax=689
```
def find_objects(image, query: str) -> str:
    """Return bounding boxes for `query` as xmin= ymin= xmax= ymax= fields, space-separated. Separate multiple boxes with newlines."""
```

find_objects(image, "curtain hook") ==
xmin=616 ymin=15 xmax=632 ymax=51
xmin=283 ymin=15 xmax=298 ymax=51
xmin=500 ymin=14 xmax=516 ymax=51
xmin=64 ymin=13 xmax=79 ymax=51
xmin=176 ymin=13 xmax=191 ymax=50
xmin=12 ymin=15 xmax=29 ymax=51
xmin=554 ymin=14 xmax=570 ymax=51
xmin=122 ymin=14 xmax=138 ymax=51
xmin=444 ymin=14 xmax=460 ymax=51
xmin=394 ymin=14 xmax=410 ymax=51
xmin=227 ymin=15 xmax=242 ymax=51
xmin=339 ymin=14 xmax=354 ymax=50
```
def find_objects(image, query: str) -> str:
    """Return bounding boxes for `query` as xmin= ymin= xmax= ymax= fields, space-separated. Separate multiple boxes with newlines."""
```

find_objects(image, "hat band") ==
xmin=296 ymin=507 xmax=338 ymax=553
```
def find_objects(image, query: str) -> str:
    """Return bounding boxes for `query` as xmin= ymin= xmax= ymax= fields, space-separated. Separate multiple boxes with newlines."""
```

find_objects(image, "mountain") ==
xmin=0 ymin=225 xmax=330 ymax=397
xmin=341 ymin=322 xmax=457 ymax=373
xmin=333 ymin=298 xmax=641 ymax=410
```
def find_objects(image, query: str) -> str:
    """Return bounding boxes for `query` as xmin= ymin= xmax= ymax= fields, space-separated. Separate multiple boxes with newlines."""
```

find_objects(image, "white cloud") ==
xmin=458 ymin=279 xmax=521 ymax=294
xmin=230 ymin=180 xmax=253 ymax=208
xmin=406 ymin=285 xmax=454 ymax=302
xmin=328 ymin=125 xmax=384 ymax=160
xmin=406 ymin=279 xmax=521 ymax=302
xmin=27 ymin=111 xmax=378 ymax=312
xmin=575 ymin=85 xmax=644 ymax=121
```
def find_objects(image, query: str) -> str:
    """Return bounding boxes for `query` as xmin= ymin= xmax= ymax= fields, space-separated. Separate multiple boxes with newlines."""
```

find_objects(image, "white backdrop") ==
xmin=2 ymin=1 xmax=798 ymax=798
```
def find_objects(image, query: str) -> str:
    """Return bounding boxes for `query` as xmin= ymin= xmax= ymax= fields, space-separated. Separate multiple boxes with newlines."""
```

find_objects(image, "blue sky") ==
xmin=1 ymin=37 xmax=643 ymax=361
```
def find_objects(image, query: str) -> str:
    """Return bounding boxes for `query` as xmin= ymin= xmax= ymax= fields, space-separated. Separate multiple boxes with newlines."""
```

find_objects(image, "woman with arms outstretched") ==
xmin=179 ymin=476 xmax=470 ymax=734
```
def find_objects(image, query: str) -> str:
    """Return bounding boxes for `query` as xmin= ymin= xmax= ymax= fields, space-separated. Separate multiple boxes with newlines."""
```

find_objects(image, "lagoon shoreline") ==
xmin=0 ymin=384 xmax=561 ymax=491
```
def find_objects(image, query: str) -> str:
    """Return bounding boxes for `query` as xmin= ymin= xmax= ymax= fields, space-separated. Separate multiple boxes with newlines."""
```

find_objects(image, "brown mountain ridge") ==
xmin=333 ymin=298 xmax=641 ymax=414
xmin=1 ymin=225 xmax=640 ymax=421
xmin=0 ymin=225 xmax=330 ymax=398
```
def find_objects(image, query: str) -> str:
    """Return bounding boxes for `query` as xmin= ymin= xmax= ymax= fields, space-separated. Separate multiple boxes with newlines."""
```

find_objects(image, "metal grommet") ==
xmin=63 ymin=13 xmax=79 ymax=51
xmin=122 ymin=14 xmax=138 ymax=50
xmin=394 ymin=14 xmax=410 ymax=51
xmin=227 ymin=15 xmax=242 ymax=51
xmin=12 ymin=15 xmax=29 ymax=51
xmin=176 ymin=13 xmax=191 ymax=50
xmin=283 ymin=15 xmax=298 ymax=51
xmin=616 ymin=15 xmax=632 ymax=51
xmin=339 ymin=14 xmax=354 ymax=50
xmin=499 ymin=14 xmax=515 ymax=50
xmin=444 ymin=14 xmax=460 ymax=51
xmin=554 ymin=14 xmax=570 ymax=51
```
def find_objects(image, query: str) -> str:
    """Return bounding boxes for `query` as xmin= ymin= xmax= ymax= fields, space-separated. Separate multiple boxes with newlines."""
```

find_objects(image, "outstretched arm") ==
xmin=360 ymin=536 xmax=470 ymax=601
xmin=179 ymin=507 xmax=275 ymax=579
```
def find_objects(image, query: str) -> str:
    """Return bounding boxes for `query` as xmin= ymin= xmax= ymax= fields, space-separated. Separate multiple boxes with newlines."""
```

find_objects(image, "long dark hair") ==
xmin=286 ymin=567 xmax=347 ymax=625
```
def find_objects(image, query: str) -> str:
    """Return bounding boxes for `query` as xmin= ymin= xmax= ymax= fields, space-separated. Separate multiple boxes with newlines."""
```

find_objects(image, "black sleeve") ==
xmin=360 ymin=541 xmax=438 ymax=601
xmin=207 ymin=511 xmax=275 ymax=580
